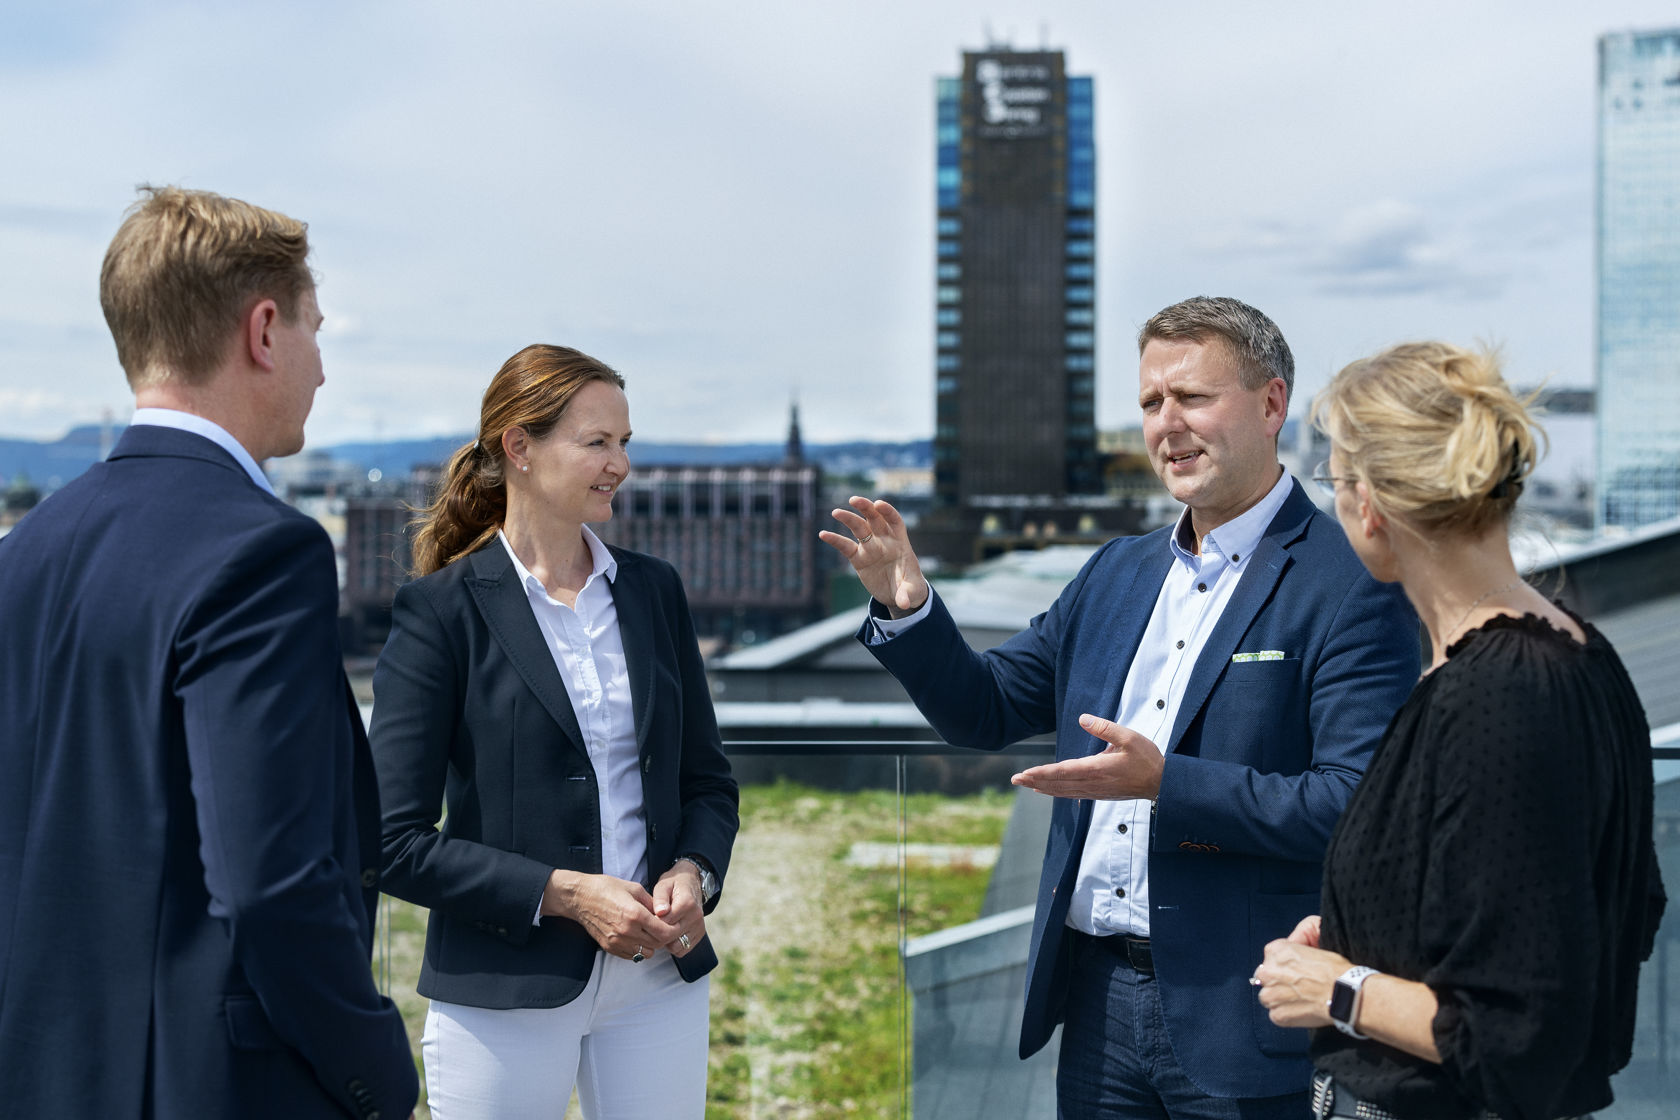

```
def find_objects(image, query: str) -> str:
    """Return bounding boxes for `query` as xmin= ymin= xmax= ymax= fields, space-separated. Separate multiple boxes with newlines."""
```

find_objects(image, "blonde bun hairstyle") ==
xmin=1310 ymin=341 xmax=1545 ymax=538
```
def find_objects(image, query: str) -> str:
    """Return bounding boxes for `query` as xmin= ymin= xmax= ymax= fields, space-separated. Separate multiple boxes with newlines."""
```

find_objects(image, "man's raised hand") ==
xmin=818 ymin=496 xmax=930 ymax=618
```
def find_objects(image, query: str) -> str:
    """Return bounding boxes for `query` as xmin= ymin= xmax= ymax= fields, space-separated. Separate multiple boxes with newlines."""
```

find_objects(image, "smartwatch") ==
xmin=1328 ymin=965 xmax=1380 ymax=1039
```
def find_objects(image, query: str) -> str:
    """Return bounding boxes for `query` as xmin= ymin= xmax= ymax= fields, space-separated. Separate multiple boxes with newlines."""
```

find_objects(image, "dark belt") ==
xmin=1313 ymin=1073 xmax=1434 ymax=1120
xmin=1310 ymin=1073 xmax=1576 ymax=1120
xmin=1312 ymin=1074 xmax=1406 ymax=1120
xmin=1083 ymin=931 xmax=1153 ymax=974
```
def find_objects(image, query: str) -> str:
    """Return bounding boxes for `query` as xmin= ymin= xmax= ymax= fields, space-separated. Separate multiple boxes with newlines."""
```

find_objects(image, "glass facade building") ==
xmin=1597 ymin=29 xmax=1680 ymax=530
xmin=933 ymin=50 xmax=1098 ymax=509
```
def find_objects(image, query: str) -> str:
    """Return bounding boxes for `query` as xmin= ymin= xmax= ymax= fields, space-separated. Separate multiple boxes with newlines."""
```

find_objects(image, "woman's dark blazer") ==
xmin=370 ymin=538 xmax=738 ymax=1010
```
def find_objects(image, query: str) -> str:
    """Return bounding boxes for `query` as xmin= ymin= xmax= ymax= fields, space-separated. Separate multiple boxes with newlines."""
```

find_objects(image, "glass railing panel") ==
xmin=1604 ymin=758 xmax=1680 ymax=1116
xmin=703 ymin=745 xmax=907 ymax=1116
xmin=900 ymin=743 xmax=1056 ymax=1120
xmin=374 ymin=743 xmax=910 ymax=1119
xmin=375 ymin=743 xmax=1679 ymax=1118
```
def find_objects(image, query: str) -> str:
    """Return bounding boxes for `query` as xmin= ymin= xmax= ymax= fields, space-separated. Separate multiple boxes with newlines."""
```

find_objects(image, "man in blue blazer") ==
xmin=823 ymin=297 xmax=1418 ymax=1118
xmin=0 ymin=187 xmax=417 ymax=1118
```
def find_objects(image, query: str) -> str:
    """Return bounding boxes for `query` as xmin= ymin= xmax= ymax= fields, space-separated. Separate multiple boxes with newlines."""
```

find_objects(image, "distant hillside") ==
xmin=0 ymin=425 xmax=112 ymax=488
xmin=330 ymin=436 xmax=930 ymax=477
xmin=1 ymin=426 xmax=931 ymax=493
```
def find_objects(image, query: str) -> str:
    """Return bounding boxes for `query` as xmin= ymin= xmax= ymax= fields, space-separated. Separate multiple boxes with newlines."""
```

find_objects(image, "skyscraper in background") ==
xmin=1597 ymin=27 xmax=1680 ymax=530
xmin=934 ymin=47 xmax=1098 ymax=509
xmin=919 ymin=45 xmax=1134 ymax=564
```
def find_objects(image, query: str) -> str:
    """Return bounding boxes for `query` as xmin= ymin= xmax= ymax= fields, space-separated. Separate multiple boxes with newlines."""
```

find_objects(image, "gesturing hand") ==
xmin=1011 ymin=714 xmax=1165 ymax=801
xmin=542 ymin=871 xmax=680 ymax=961
xmin=818 ymin=496 xmax=929 ymax=618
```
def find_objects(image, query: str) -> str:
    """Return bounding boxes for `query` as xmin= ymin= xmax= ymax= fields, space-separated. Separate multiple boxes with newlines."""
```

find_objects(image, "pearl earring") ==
xmin=520 ymin=464 xmax=529 ymax=473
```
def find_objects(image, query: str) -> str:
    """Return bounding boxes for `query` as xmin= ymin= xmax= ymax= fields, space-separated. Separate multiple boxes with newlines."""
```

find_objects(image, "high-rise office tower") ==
xmin=934 ymin=48 xmax=1098 ymax=510
xmin=1597 ymin=28 xmax=1680 ymax=530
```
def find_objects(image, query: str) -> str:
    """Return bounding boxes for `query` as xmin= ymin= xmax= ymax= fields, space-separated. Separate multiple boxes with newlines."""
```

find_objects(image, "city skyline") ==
xmin=2 ymin=1 xmax=1676 ymax=451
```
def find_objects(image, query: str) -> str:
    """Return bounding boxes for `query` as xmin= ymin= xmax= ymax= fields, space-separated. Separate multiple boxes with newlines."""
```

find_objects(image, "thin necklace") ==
xmin=1444 ymin=577 xmax=1523 ymax=647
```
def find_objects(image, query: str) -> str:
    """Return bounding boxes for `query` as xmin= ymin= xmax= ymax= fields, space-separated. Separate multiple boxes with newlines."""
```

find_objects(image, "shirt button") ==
xmin=1118 ymin=823 xmax=1128 ymax=834
xmin=1155 ymin=699 xmax=1165 ymax=710
xmin=1232 ymin=553 xmax=1241 ymax=562
xmin=1176 ymin=640 xmax=1184 ymax=649
xmin=1197 ymin=582 xmax=1208 ymax=592
xmin=1117 ymin=888 xmax=1127 ymax=898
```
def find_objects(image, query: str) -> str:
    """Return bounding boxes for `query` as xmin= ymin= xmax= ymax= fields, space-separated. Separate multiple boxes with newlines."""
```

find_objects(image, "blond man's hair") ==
xmin=99 ymin=185 xmax=313 ymax=389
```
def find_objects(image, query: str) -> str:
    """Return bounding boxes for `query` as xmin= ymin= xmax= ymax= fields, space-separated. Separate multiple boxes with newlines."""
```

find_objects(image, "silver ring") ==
xmin=857 ymin=532 xmax=873 ymax=544
xmin=631 ymin=948 xmax=645 ymax=963
xmin=1248 ymin=975 xmax=1263 ymax=988
xmin=679 ymin=933 xmax=692 ymax=951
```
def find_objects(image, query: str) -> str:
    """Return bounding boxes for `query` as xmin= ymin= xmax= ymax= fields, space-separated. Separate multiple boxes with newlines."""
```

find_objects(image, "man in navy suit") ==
xmin=0 ymin=187 xmax=417 ymax=1118
xmin=823 ymin=297 xmax=1417 ymax=1118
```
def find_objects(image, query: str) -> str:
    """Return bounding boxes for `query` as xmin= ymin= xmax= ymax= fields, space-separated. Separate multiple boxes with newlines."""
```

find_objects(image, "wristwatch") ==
xmin=675 ymin=856 xmax=718 ymax=904
xmin=1328 ymin=965 xmax=1380 ymax=1039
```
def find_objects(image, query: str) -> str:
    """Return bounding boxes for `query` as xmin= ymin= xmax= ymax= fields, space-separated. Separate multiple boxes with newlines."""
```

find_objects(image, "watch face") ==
xmin=1329 ymin=979 xmax=1358 ymax=1024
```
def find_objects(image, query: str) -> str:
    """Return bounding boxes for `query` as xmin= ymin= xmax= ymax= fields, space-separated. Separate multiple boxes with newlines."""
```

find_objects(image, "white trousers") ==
xmin=421 ymin=951 xmax=711 ymax=1119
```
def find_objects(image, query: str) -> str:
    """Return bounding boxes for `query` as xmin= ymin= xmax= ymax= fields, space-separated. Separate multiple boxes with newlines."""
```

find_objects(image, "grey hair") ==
xmin=1137 ymin=296 xmax=1294 ymax=405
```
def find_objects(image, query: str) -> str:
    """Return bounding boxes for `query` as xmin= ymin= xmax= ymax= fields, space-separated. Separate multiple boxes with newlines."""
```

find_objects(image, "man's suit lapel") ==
xmin=1087 ymin=539 xmax=1175 ymax=758
xmin=1066 ymin=535 xmax=1175 ymax=860
xmin=606 ymin=555 xmax=656 ymax=755
xmin=463 ymin=544 xmax=588 ymax=754
xmin=1165 ymin=481 xmax=1314 ymax=752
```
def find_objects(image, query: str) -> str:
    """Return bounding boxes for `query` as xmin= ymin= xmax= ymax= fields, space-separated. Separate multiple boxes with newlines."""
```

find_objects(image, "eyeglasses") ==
xmin=1311 ymin=459 xmax=1357 ymax=498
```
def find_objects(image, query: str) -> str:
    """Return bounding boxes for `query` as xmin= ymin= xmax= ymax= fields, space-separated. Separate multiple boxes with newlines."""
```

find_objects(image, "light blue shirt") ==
xmin=128 ymin=408 xmax=275 ymax=496
xmin=1066 ymin=468 xmax=1293 ymax=937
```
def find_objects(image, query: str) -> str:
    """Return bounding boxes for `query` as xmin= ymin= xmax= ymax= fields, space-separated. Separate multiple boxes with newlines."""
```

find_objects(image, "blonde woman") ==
xmin=1253 ymin=342 xmax=1665 ymax=1120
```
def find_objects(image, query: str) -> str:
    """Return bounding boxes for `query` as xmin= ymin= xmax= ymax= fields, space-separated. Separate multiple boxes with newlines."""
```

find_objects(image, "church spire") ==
xmin=783 ymin=400 xmax=804 ymax=465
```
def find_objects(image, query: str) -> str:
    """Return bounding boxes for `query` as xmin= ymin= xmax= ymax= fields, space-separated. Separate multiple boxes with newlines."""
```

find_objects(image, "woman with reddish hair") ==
xmin=371 ymin=343 xmax=737 ymax=1118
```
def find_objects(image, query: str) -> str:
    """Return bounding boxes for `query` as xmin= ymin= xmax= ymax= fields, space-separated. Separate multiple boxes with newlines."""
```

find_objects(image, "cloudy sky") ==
xmin=1 ymin=1 xmax=1674 ymax=448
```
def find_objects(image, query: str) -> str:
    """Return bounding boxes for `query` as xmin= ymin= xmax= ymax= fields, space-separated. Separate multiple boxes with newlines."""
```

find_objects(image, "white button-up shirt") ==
xmin=1065 ymin=468 xmax=1292 ymax=937
xmin=499 ymin=528 xmax=647 ymax=920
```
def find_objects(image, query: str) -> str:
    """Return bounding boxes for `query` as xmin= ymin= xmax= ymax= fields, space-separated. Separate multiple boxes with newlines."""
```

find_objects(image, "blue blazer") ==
xmin=370 ymin=539 xmax=738 ymax=1009
xmin=0 ymin=426 xmax=417 ymax=1119
xmin=865 ymin=481 xmax=1418 ymax=1098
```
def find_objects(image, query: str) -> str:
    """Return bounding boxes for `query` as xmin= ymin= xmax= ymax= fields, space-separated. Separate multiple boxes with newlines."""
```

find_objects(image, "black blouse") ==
xmin=1314 ymin=611 xmax=1666 ymax=1120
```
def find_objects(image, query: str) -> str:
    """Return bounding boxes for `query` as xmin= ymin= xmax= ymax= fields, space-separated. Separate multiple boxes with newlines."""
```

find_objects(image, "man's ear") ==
xmin=1262 ymin=377 xmax=1288 ymax=438
xmin=245 ymin=298 xmax=281 ymax=371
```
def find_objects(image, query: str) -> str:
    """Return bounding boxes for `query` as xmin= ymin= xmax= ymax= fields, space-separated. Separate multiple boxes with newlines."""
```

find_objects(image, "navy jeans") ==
xmin=1057 ymin=935 xmax=1309 ymax=1120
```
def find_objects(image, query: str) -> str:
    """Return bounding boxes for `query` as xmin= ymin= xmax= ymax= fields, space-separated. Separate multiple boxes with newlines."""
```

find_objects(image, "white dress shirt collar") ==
xmin=1168 ymin=466 xmax=1293 ymax=568
xmin=128 ymin=407 xmax=275 ymax=496
xmin=497 ymin=525 xmax=618 ymax=594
